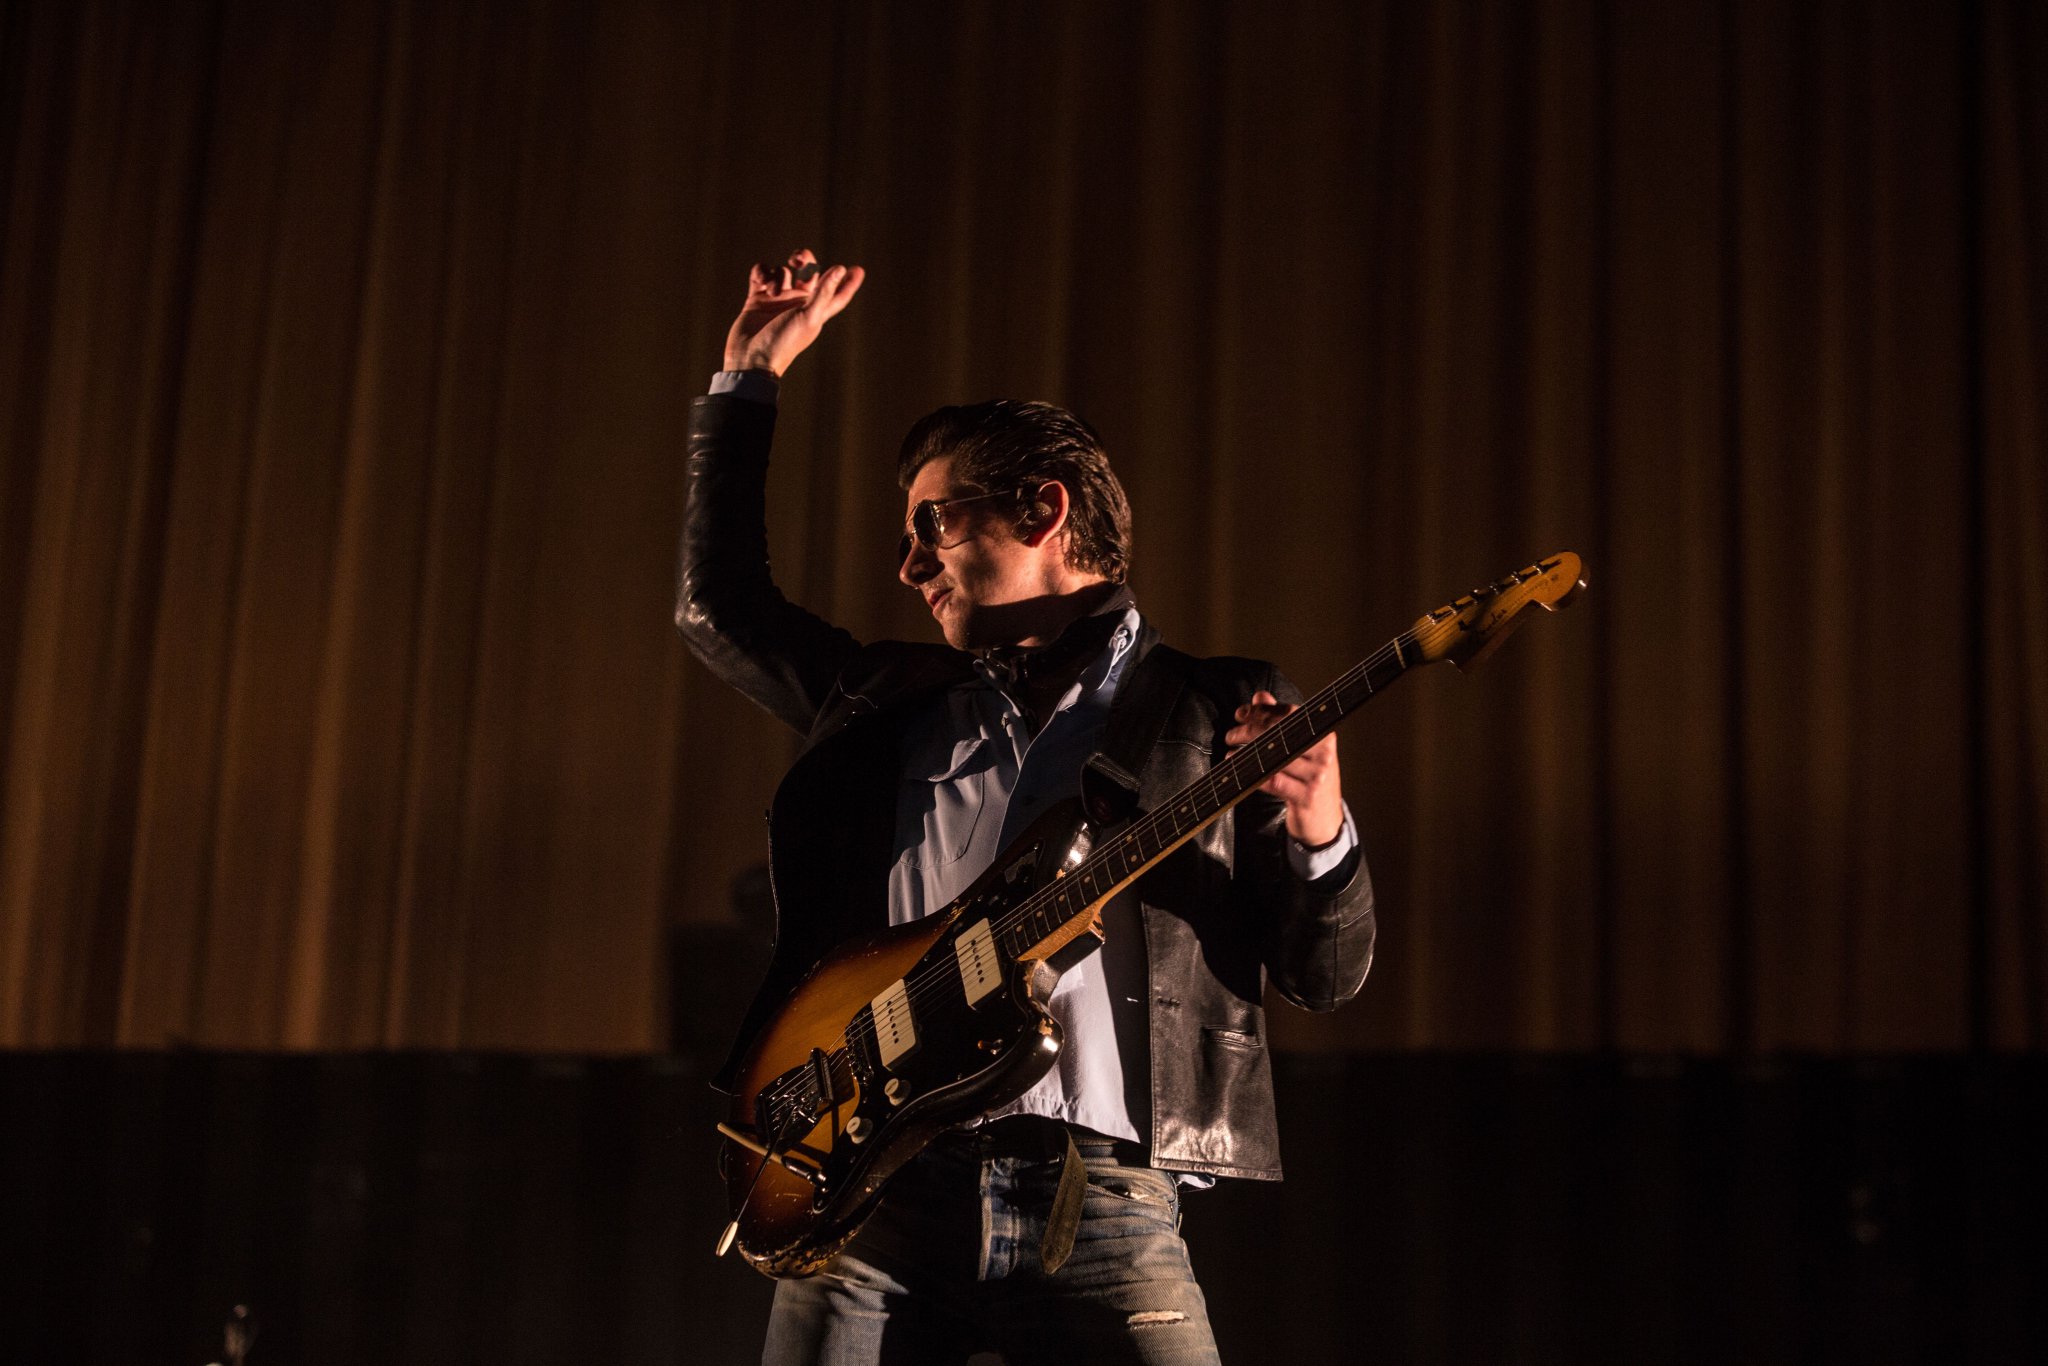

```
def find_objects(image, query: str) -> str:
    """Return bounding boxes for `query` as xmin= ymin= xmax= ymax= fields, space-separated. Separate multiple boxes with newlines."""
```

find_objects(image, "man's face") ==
xmin=898 ymin=455 xmax=1049 ymax=651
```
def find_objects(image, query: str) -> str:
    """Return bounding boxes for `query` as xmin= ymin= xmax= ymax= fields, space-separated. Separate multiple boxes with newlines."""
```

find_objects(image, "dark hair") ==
xmin=896 ymin=400 xmax=1133 ymax=585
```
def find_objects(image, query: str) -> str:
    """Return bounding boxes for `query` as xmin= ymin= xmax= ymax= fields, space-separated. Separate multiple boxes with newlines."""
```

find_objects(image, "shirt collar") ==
xmin=972 ymin=589 xmax=1140 ymax=720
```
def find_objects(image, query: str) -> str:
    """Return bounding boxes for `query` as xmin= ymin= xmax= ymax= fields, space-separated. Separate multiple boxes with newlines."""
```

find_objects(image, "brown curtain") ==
xmin=1 ymin=0 xmax=2042 ymax=1052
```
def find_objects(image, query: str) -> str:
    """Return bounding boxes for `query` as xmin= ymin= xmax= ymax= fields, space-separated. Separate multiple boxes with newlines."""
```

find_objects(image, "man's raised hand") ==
xmin=723 ymin=248 xmax=865 ymax=377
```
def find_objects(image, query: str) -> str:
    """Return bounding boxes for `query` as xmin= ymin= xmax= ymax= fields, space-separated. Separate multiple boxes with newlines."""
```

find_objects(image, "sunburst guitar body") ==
xmin=720 ymin=798 xmax=1105 ymax=1276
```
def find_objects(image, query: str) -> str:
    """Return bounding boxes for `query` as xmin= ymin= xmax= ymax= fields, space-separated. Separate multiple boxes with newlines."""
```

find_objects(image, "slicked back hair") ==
xmin=896 ymin=400 xmax=1133 ymax=586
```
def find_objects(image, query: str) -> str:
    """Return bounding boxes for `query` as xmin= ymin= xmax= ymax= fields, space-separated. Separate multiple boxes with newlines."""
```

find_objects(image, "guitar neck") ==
xmin=997 ymin=627 xmax=1423 ymax=962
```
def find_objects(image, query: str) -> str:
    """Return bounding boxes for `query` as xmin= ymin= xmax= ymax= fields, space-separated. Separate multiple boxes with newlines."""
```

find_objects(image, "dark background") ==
xmin=4 ymin=1056 xmax=2048 ymax=1359
xmin=7 ymin=1051 xmax=2045 ymax=1365
xmin=2 ymin=0 xmax=2044 ymax=1360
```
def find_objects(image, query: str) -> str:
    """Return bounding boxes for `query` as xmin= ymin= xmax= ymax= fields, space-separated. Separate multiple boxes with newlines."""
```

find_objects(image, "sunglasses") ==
xmin=897 ymin=489 xmax=1020 ymax=567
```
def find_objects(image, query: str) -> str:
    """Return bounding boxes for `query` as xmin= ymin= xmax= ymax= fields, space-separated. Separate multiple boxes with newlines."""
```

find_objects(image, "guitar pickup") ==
xmin=871 ymin=980 xmax=918 ymax=1067
xmin=953 ymin=919 xmax=1001 ymax=1007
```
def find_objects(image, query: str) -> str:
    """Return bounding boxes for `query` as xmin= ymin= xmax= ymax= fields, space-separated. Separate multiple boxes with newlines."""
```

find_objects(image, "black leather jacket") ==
xmin=675 ymin=394 xmax=1376 ymax=1180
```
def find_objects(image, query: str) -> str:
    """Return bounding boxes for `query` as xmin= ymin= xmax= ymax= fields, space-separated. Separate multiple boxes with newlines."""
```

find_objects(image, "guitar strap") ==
xmin=1080 ymin=634 xmax=1188 ymax=830
xmin=1041 ymin=1128 xmax=1089 ymax=1274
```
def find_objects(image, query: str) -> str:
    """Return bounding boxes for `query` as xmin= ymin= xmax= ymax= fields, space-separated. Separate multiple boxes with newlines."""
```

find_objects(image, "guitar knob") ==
xmin=883 ymin=1078 xmax=909 ymax=1106
xmin=846 ymin=1116 xmax=871 ymax=1144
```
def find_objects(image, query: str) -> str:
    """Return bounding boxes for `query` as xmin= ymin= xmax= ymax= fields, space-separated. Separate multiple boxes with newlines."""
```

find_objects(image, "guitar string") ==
xmin=756 ymin=603 xmax=1493 ymax=1113
xmin=760 ymin=612 xmax=1465 ymax=1115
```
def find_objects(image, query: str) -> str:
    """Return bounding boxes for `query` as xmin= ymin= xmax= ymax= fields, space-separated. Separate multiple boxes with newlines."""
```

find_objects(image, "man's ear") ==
xmin=1019 ymin=481 xmax=1070 ymax=549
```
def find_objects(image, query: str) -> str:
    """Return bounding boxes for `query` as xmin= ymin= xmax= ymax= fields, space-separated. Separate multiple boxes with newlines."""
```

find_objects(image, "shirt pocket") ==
xmin=896 ymin=736 xmax=995 ymax=869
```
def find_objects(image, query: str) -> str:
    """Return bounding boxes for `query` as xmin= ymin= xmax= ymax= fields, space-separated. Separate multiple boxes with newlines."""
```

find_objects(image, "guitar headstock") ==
xmin=1408 ymin=553 xmax=1586 ymax=671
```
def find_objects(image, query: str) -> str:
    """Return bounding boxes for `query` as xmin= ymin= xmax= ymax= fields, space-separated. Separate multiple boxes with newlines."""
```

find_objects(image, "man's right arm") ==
xmin=675 ymin=390 xmax=861 ymax=735
xmin=674 ymin=249 xmax=869 ymax=735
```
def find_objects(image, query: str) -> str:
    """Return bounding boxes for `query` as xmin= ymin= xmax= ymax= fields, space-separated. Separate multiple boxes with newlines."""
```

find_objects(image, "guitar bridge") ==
xmin=808 ymin=1048 xmax=838 ymax=1115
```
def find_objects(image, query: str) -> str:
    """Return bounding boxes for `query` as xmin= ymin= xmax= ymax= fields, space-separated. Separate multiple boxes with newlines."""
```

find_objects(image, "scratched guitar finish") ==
xmin=716 ymin=554 xmax=1588 ymax=1277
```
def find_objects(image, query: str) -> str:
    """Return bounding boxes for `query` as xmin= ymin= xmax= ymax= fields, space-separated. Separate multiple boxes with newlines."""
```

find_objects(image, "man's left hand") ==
xmin=1225 ymin=690 xmax=1345 ymax=847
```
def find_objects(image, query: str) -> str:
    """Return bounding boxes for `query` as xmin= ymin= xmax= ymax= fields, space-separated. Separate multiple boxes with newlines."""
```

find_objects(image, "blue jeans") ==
xmin=761 ymin=1120 xmax=1223 ymax=1365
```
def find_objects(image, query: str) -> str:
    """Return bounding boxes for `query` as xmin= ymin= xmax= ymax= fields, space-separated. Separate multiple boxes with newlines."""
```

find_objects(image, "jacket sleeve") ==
xmin=674 ymin=394 xmax=863 ymax=735
xmin=1237 ymin=666 xmax=1377 ymax=1011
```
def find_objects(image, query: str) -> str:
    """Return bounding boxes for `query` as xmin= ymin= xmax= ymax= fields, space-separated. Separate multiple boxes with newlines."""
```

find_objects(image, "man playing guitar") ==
xmin=677 ymin=249 xmax=1377 ymax=1365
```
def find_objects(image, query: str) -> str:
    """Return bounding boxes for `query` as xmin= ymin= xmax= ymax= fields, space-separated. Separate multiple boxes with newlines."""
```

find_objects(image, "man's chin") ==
xmin=940 ymin=606 xmax=994 ymax=653
xmin=943 ymin=597 xmax=1057 ymax=653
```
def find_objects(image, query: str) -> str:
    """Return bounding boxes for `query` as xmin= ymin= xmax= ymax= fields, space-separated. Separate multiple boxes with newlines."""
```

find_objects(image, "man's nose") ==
xmin=899 ymin=541 xmax=937 ymax=587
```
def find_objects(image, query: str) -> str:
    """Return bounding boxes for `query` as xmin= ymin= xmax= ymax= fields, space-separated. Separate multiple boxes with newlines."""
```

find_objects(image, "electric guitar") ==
xmin=714 ymin=553 xmax=1587 ymax=1276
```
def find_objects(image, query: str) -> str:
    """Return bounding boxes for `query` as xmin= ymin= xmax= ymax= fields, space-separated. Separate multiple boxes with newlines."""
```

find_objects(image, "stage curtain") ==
xmin=1 ymin=0 xmax=2042 ymax=1051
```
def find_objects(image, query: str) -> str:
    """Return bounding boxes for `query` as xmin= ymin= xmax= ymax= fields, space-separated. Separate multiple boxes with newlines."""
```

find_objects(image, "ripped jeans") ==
xmin=760 ymin=1117 xmax=1222 ymax=1366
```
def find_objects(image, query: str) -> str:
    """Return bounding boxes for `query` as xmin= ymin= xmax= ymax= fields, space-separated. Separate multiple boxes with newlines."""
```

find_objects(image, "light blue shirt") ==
xmin=888 ymin=609 xmax=1146 ymax=1137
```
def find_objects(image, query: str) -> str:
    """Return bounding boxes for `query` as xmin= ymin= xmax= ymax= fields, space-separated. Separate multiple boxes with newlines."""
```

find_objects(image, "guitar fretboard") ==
xmin=991 ymin=625 xmax=1423 ymax=962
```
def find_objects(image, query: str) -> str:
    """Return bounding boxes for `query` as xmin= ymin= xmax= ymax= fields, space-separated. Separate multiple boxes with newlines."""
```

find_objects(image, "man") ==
xmin=677 ymin=249 xmax=1376 ymax=1365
